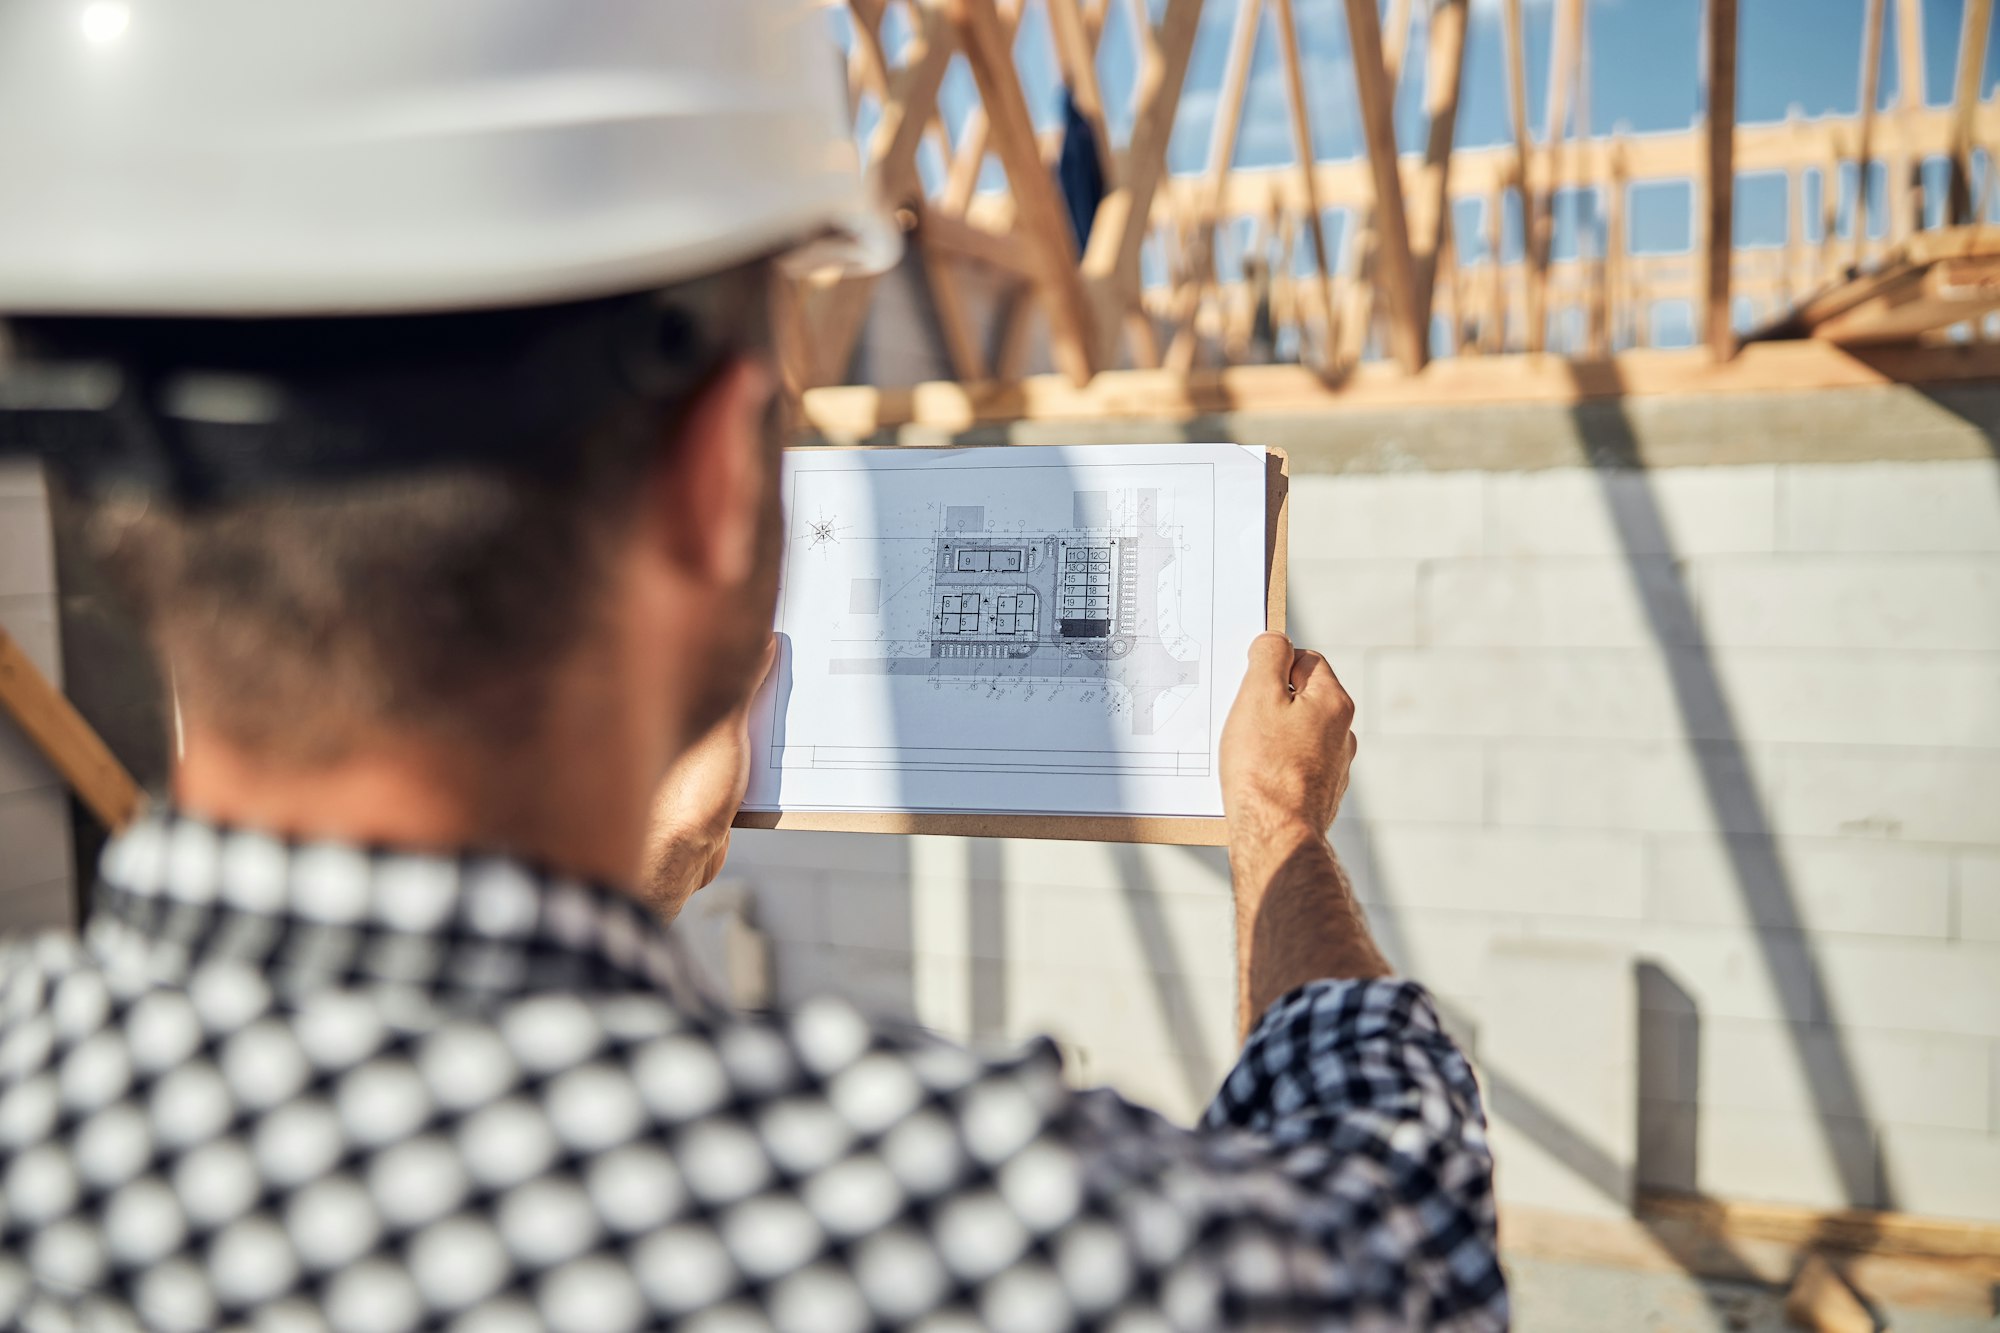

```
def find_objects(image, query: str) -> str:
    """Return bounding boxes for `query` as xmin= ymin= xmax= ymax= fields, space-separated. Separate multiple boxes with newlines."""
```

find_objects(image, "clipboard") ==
xmin=734 ymin=446 xmax=1288 ymax=847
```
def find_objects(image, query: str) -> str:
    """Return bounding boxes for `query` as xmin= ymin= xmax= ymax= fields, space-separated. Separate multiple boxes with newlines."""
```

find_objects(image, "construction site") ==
xmin=2 ymin=0 xmax=1999 ymax=1327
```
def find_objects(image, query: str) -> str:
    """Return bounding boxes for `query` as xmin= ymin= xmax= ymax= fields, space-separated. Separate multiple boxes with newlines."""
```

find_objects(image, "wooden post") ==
xmin=1484 ymin=175 xmax=1508 ymax=352
xmin=1595 ymin=138 xmax=1626 ymax=358
xmin=940 ymin=0 xmax=1025 ymax=215
xmin=0 ymin=628 xmax=141 ymax=833
xmin=1079 ymin=0 xmax=1203 ymax=369
xmin=1048 ymin=0 xmax=1118 ymax=192
xmin=1166 ymin=0 xmax=1263 ymax=373
xmin=1502 ymin=0 xmax=1544 ymax=353
xmin=1854 ymin=0 xmax=1885 ymax=266
xmin=1949 ymin=0 xmax=1993 ymax=224
xmin=1340 ymin=0 xmax=1427 ymax=371
xmin=1703 ymin=0 xmax=1740 ymax=359
xmin=947 ymin=0 xmax=1100 ymax=384
xmin=1897 ymin=0 xmax=1926 ymax=109
xmin=1271 ymin=0 xmax=1345 ymax=368
xmin=1414 ymin=0 xmax=1471 ymax=339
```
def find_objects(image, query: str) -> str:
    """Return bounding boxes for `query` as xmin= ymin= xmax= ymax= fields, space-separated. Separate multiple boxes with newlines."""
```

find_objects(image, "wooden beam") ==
xmin=1484 ymin=175 xmax=1508 ymax=351
xmin=1166 ymin=0 xmax=1263 ymax=372
xmin=1382 ymin=0 xmax=1416 ymax=89
xmin=940 ymin=0 xmax=1024 ymax=214
xmin=0 ymin=627 xmax=141 ymax=833
xmin=1854 ymin=0 xmax=1886 ymax=266
xmin=947 ymin=0 xmax=1100 ymax=384
xmin=1813 ymin=250 xmax=2000 ymax=344
xmin=1638 ymin=1191 xmax=2000 ymax=1266
xmin=1948 ymin=0 xmax=1993 ymax=224
xmin=1501 ymin=0 xmax=1543 ymax=353
xmin=1414 ymin=0 xmax=1472 ymax=340
xmin=1079 ymin=0 xmax=1204 ymax=368
xmin=1897 ymin=0 xmax=1927 ymax=109
xmin=868 ymin=2 xmax=959 ymax=206
xmin=1268 ymin=0 xmax=1342 ymax=367
xmin=1341 ymin=0 xmax=1426 ymax=371
xmin=800 ymin=339 xmax=2000 ymax=437
xmin=1048 ymin=0 xmax=1118 ymax=190
xmin=1703 ymin=0 xmax=1740 ymax=359
xmin=1161 ymin=102 xmax=2000 ymax=224
xmin=920 ymin=208 xmax=1038 ymax=277
xmin=917 ymin=234 xmax=989 ymax=381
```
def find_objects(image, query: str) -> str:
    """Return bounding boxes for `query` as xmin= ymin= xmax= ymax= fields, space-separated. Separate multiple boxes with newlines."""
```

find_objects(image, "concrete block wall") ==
xmin=722 ymin=453 xmax=2000 ymax=1223
xmin=0 ymin=460 xmax=77 ymax=932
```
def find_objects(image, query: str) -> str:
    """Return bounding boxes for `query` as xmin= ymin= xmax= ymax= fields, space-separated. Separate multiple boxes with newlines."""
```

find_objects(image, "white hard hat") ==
xmin=0 ymin=0 xmax=900 ymax=316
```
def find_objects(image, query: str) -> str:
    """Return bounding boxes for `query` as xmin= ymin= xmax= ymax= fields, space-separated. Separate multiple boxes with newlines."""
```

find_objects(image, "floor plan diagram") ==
xmin=743 ymin=444 xmax=1270 ymax=821
xmin=827 ymin=487 xmax=1200 ymax=738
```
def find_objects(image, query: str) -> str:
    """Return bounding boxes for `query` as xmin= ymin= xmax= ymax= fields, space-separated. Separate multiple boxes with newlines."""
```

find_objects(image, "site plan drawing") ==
xmin=743 ymin=444 xmax=1271 ymax=821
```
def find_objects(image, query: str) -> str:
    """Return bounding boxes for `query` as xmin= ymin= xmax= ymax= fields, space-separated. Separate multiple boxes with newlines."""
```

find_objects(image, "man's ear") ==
xmin=651 ymin=357 xmax=777 ymax=586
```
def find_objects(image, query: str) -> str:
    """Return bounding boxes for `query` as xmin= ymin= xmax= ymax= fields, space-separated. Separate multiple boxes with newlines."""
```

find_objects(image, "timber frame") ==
xmin=794 ymin=0 xmax=2000 ymax=423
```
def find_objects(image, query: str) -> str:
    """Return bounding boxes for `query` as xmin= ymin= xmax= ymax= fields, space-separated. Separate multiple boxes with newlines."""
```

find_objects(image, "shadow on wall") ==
xmin=1574 ymin=380 xmax=1884 ymax=1212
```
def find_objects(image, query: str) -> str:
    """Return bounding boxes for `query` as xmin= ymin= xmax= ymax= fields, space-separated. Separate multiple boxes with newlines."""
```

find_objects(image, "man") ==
xmin=0 ymin=0 xmax=1505 ymax=1327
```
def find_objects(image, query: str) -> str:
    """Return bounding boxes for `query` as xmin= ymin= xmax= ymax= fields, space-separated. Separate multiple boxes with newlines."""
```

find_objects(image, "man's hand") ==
xmin=640 ymin=637 xmax=776 ymax=922
xmin=1220 ymin=632 xmax=1358 ymax=872
xmin=1220 ymin=632 xmax=1385 ymax=1031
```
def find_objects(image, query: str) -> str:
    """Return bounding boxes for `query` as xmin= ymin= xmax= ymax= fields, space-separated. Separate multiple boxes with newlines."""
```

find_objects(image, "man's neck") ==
xmin=171 ymin=722 xmax=654 ymax=891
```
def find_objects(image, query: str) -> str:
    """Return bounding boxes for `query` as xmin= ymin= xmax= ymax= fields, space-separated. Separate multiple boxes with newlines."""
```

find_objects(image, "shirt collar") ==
xmin=89 ymin=807 xmax=712 ymax=1007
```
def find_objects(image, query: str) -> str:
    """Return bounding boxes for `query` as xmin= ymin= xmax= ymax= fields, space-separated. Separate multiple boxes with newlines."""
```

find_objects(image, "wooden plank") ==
xmin=1047 ymin=0 xmax=1118 ymax=189
xmin=1639 ymin=1191 xmax=2000 ymax=1266
xmin=1165 ymin=0 xmax=1263 ymax=372
xmin=1784 ymin=1255 xmax=1874 ymax=1333
xmin=1593 ymin=137 xmax=1626 ymax=357
xmin=1703 ymin=0 xmax=1740 ymax=359
xmin=0 ymin=627 xmax=141 ymax=833
xmin=920 ymin=208 xmax=1038 ymax=277
xmin=801 ymin=339 xmax=2000 ymax=438
xmin=1815 ymin=253 xmax=2000 ymax=343
xmin=868 ymin=1 xmax=959 ymax=206
xmin=917 ymin=234 xmax=989 ymax=381
xmin=1502 ymin=0 xmax=1543 ymax=353
xmin=1079 ymin=0 xmax=1204 ymax=368
xmin=1948 ymin=0 xmax=1993 ymax=223
xmin=1898 ymin=0 xmax=1927 ymax=109
xmin=1268 ymin=0 xmax=1342 ymax=368
xmin=1413 ymin=0 xmax=1471 ymax=340
xmin=1854 ymin=0 xmax=1886 ymax=266
xmin=940 ymin=0 xmax=1024 ymax=215
xmin=1484 ymin=174 xmax=1508 ymax=351
xmin=1341 ymin=0 xmax=1426 ymax=371
xmin=947 ymin=0 xmax=1100 ymax=384
xmin=1382 ymin=0 xmax=1415 ymax=89
xmin=1170 ymin=102 xmax=2000 ymax=224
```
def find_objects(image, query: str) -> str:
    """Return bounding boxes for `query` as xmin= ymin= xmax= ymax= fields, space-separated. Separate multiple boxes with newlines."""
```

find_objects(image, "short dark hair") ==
xmin=21 ymin=260 xmax=775 ymax=762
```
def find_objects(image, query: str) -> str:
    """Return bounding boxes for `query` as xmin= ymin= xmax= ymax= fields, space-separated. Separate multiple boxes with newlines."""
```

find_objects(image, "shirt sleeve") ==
xmin=1199 ymin=978 xmax=1507 ymax=1328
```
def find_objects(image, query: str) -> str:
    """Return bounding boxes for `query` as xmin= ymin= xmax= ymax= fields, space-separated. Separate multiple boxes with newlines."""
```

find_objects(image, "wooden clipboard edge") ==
xmin=734 ymin=445 xmax=1288 ymax=848
xmin=734 ymin=810 xmax=1228 ymax=846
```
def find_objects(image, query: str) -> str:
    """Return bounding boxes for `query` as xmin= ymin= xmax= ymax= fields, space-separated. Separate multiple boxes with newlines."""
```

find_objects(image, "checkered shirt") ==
xmin=0 ymin=810 xmax=1506 ymax=1331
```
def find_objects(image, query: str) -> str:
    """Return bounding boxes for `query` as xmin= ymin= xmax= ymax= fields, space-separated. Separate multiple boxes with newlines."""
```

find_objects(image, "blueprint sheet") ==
xmin=742 ymin=444 xmax=1270 ymax=821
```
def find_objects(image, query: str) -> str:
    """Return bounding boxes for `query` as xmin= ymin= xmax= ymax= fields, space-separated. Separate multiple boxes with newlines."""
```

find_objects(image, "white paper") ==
xmin=743 ymin=443 xmax=1270 ymax=820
